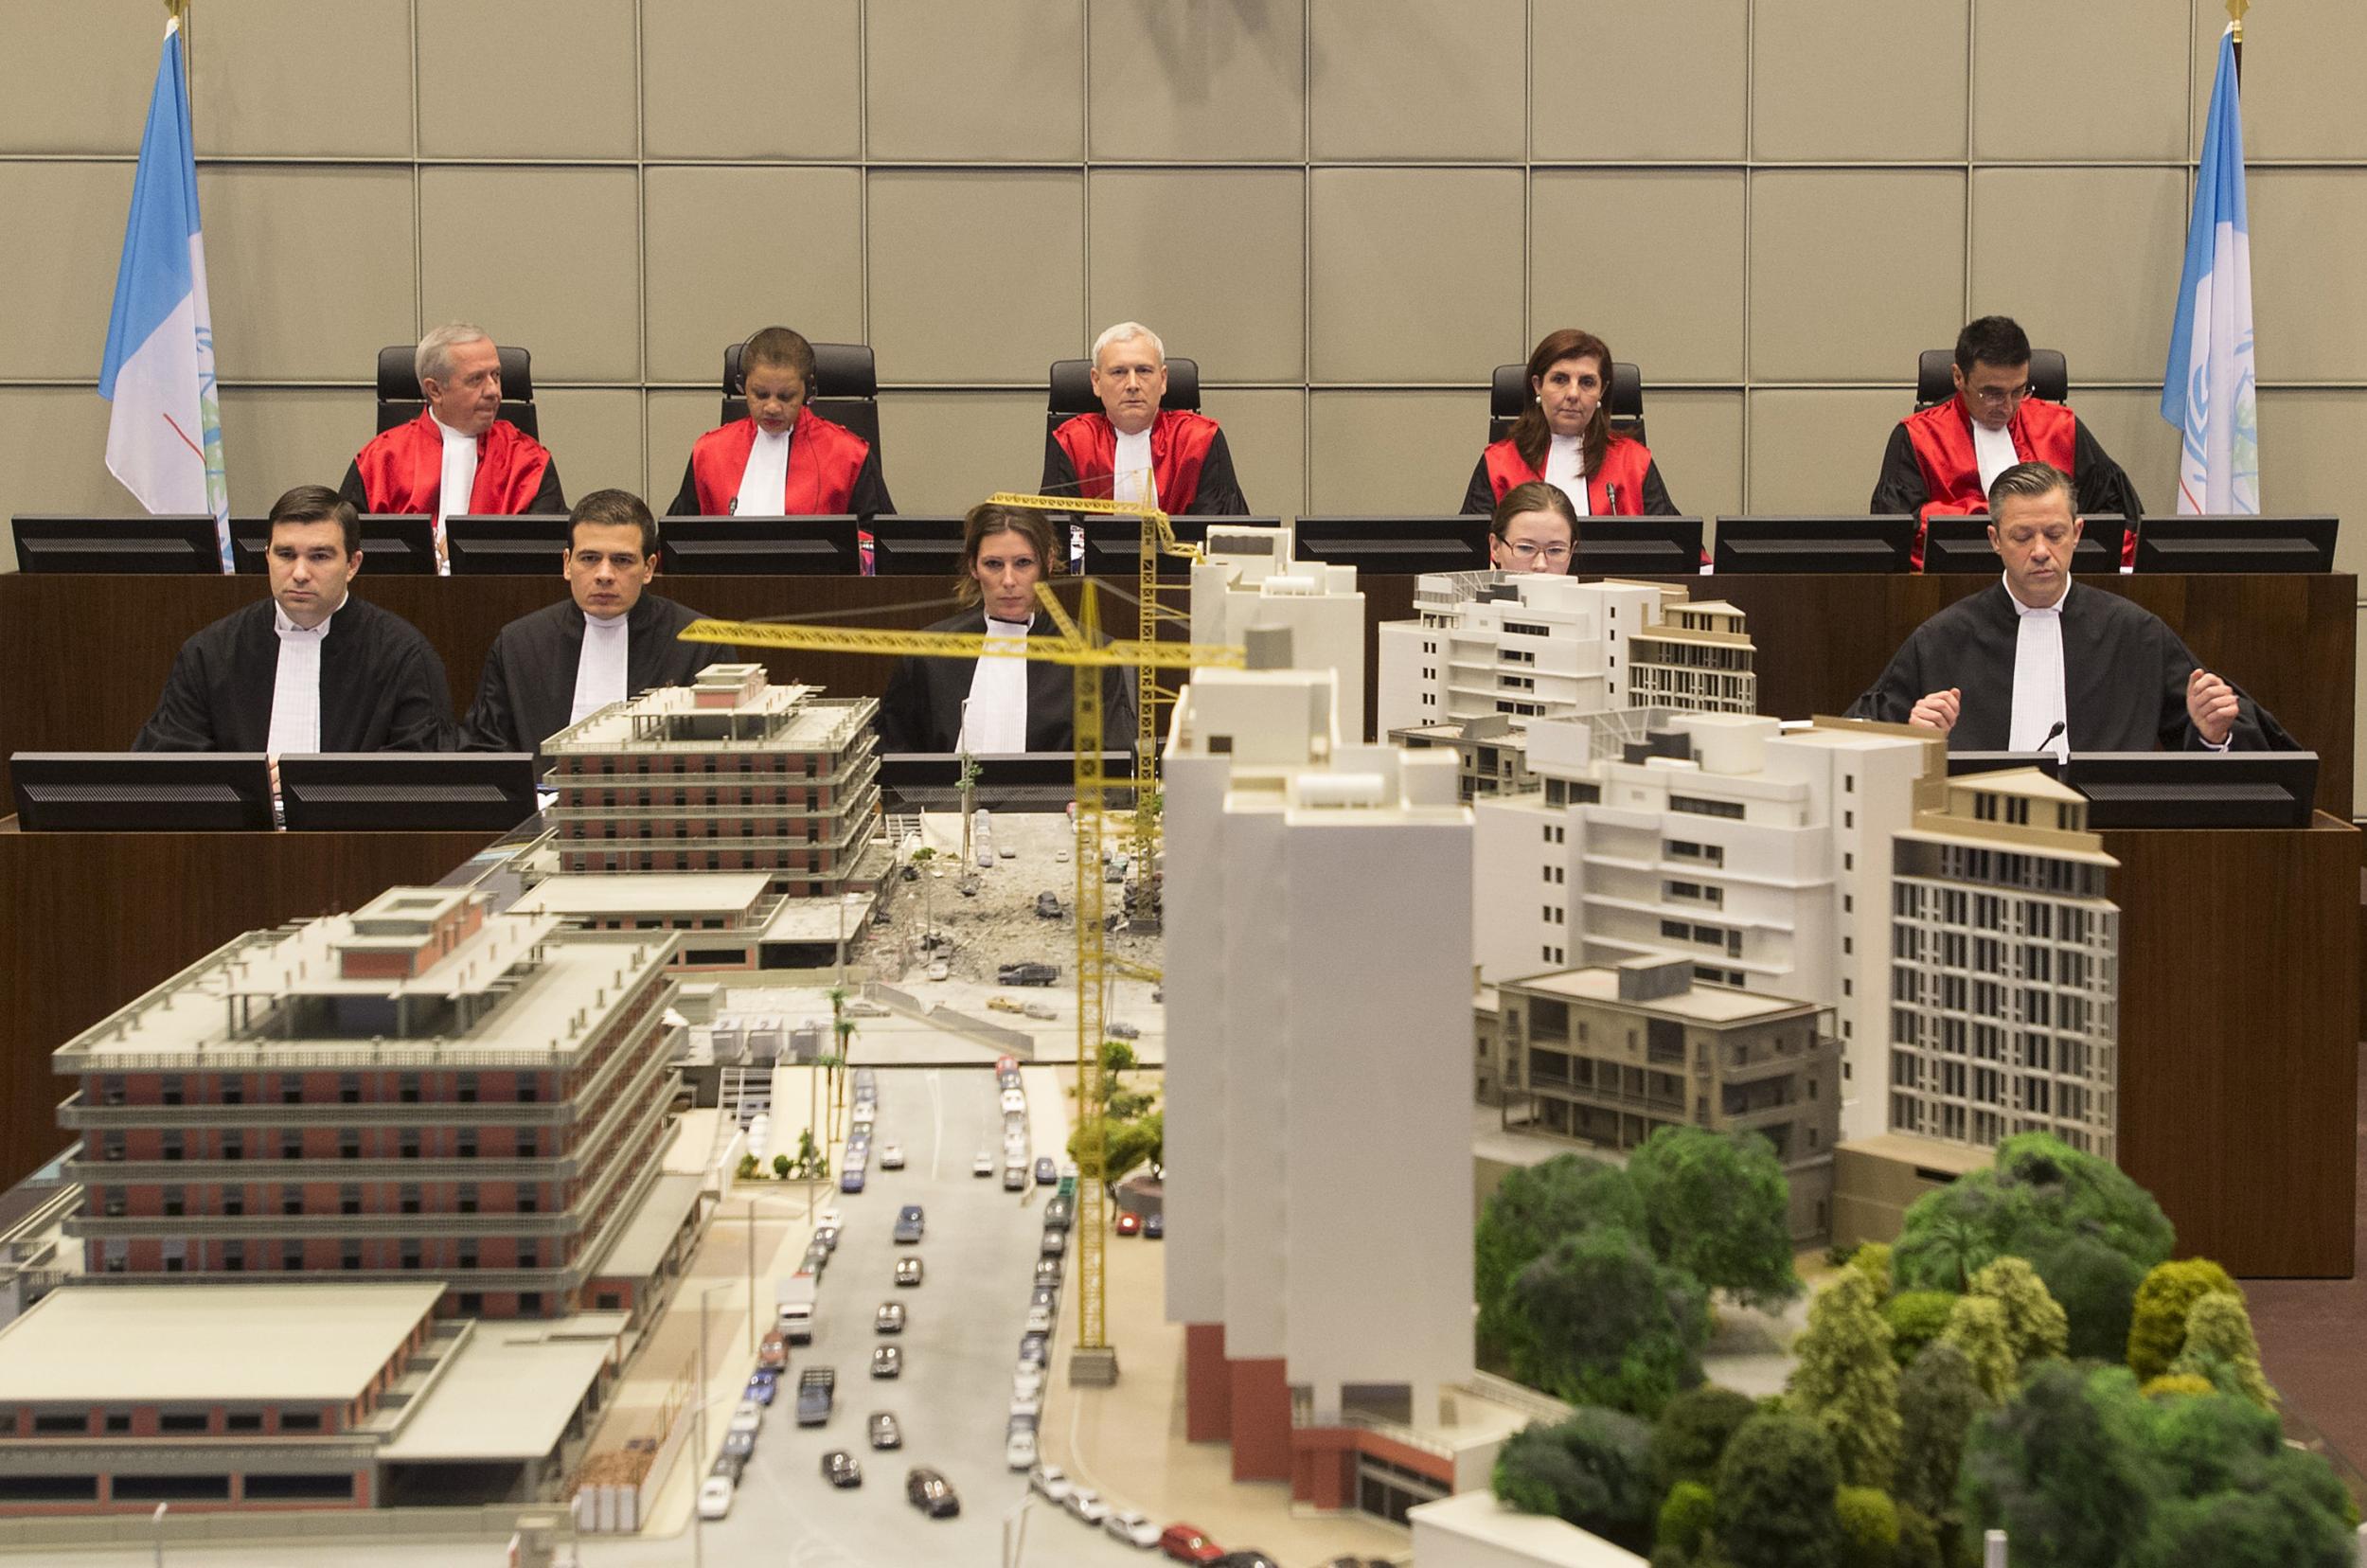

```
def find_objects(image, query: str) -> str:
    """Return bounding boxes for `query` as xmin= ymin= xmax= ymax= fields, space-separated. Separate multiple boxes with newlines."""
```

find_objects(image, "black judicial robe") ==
xmin=665 ymin=437 xmax=895 ymax=518
xmin=876 ymin=610 xmax=1137 ymax=755
xmin=1844 ymin=581 xmax=2273 ymax=752
xmin=133 ymin=597 xmax=453 ymax=753
xmin=1868 ymin=417 xmax=2145 ymax=523
xmin=1039 ymin=424 xmax=1250 ymax=516
xmin=461 ymin=594 xmax=745 ymax=756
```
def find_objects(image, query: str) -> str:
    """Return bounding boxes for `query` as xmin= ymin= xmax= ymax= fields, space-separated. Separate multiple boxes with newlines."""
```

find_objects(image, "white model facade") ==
xmin=1887 ymin=769 xmax=2121 ymax=1158
xmin=1165 ymin=656 xmax=1475 ymax=1424
xmin=1471 ymin=715 xmax=1942 ymax=1143
xmin=1625 ymin=599 xmax=1756 ymax=715
xmin=1189 ymin=524 xmax=1368 ymax=739
xmin=1376 ymin=574 xmax=1661 ymax=741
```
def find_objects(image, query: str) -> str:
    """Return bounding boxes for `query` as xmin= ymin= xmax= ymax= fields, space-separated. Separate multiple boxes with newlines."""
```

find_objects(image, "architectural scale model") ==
xmin=1187 ymin=522 xmax=1369 ymax=738
xmin=1163 ymin=633 xmax=1479 ymax=1491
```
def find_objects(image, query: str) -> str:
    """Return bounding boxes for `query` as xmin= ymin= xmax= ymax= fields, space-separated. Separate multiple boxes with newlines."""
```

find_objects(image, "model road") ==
xmin=699 ymin=1065 xmax=1153 ymax=1567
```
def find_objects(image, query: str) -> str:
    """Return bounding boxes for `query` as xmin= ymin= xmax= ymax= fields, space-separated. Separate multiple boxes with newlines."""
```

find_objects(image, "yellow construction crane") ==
xmin=678 ymin=580 xmax=1239 ymax=1382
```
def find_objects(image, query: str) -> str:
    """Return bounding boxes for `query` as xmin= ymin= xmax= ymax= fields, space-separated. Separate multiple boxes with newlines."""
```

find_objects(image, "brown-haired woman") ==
xmin=1461 ymin=328 xmax=1678 ymax=518
xmin=875 ymin=502 xmax=1136 ymax=753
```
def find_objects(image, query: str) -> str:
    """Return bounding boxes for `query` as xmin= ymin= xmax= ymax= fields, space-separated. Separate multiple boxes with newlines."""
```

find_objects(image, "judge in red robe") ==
xmin=1460 ymin=328 xmax=1679 ymax=517
xmin=339 ymin=326 xmax=563 ymax=571
xmin=1040 ymin=323 xmax=1247 ymax=515
xmin=1870 ymin=315 xmax=2144 ymax=567
xmin=667 ymin=326 xmax=892 ymax=518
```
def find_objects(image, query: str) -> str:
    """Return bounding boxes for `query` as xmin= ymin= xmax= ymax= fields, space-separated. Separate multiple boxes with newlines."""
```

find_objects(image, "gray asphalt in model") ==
xmin=20 ymin=1068 xmax=1151 ymax=1568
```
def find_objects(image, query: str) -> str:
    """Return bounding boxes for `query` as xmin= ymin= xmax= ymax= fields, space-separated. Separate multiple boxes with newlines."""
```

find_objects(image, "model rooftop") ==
xmin=541 ymin=668 xmax=873 ymax=755
xmin=1512 ymin=965 xmax=1818 ymax=1024
xmin=511 ymin=872 xmax=774 ymax=918
xmin=0 ymin=1283 xmax=443 ymax=1404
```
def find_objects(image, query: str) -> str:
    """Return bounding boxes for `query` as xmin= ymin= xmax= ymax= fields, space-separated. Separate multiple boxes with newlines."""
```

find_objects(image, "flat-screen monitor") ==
xmin=657 ymin=516 xmax=862 ymax=575
xmin=9 ymin=752 xmax=274 ymax=830
xmin=11 ymin=516 xmax=225 ymax=574
xmin=2132 ymin=515 xmax=2337 ymax=574
xmin=1923 ymin=514 xmax=2130 ymax=576
xmin=230 ymin=513 xmax=438 ymax=575
xmin=1713 ymin=516 xmax=1916 ymax=575
xmin=1290 ymin=516 xmax=1492 ymax=575
xmin=867 ymin=516 xmax=970 ymax=578
xmin=277 ymin=753 xmax=541 ymax=832
xmin=2058 ymin=750 xmax=2318 ymax=829
xmin=1080 ymin=515 xmax=1251 ymax=579
xmin=879 ymin=751 xmax=1136 ymax=814
xmin=447 ymin=514 xmax=573 ymax=575
xmin=1574 ymin=517 xmax=1704 ymax=578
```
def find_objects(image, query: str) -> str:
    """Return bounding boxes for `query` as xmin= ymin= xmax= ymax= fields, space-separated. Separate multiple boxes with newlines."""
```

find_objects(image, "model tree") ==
xmin=1965 ymin=1256 xmax=2068 ymax=1366
xmin=1957 ymin=1363 xmax=2157 ymax=1568
xmin=2026 ymin=1230 xmax=2148 ymax=1362
xmin=1938 ymin=1295 xmax=2019 ymax=1404
xmin=1474 ymin=1153 xmax=1647 ymax=1364
xmin=1491 ymin=1407 xmax=1660 ymax=1554
xmin=2168 ymin=1292 xmax=2275 ymax=1411
xmin=1880 ymin=1289 xmax=1957 ymax=1368
xmin=1712 ymin=1411 xmax=1844 ymax=1568
xmin=1785 ymin=1271 xmax=1900 ymax=1490
xmin=2143 ymin=1384 xmax=2355 ymax=1566
xmin=1892 ymin=1340 xmax=1984 ymax=1534
xmin=1650 ymin=1383 xmax=1761 ymax=1494
xmin=2127 ymin=1257 xmax=2240 ymax=1381
xmin=1628 ymin=1127 xmax=1803 ymax=1312
xmin=1506 ymin=1225 xmax=1710 ymax=1417
xmin=1893 ymin=1133 xmax=2172 ymax=1300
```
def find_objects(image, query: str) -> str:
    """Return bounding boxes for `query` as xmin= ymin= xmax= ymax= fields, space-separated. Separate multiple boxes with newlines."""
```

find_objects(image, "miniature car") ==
xmin=893 ymin=1204 xmax=925 ymax=1243
xmin=1031 ymin=1284 xmax=1059 ymax=1310
xmin=871 ymin=1345 xmax=902 ymax=1379
xmin=698 ymin=1474 xmax=735 ymax=1519
xmin=1019 ymin=1331 xmax=1049 ymax=1364
xmin=1035 ymin=892 xmax=1062 ymax=918
xmin=1212 ymin=1553 xmax=1283 ymax=1568
xmin=710 ymin=1449 xmax=747 ymax=1484
xmin=1145 ymin=1212 xmax=1166 ymax=1239
xmin=1108 ymin=1507 xmax=1162 ymax=1548
xmin=987 ymin=995 xmax=1026 ymax=1015
xmin=880 ymin=1142 xmax=905 ymax=1169
xmin=744 ymin=1374 xmax=777 ymax=1405
xmin=895 ymin=1256 xmax=923 ymax=1287
xmin=815 ymin=1225 xmax=840 ymax=1252
xmin=1009 ymin=1387 xmax=1041 ymax=1420
xmin=1000 ymin=846 xmax=1018 ymax=860
xmin=1041 ymin=1228 xmax=1067 ymax=1258
xmin=1106 ymin=1020 xmax=1140 ymax=1040
xmin=876 ymin=1302 xmax=906 ymax=1334
xmin=1006 ymin=1426 xmax=1039 ymax=1470
xmin=816 ymin=1205 xmax=844 ymax=1230
xmin=1115 ymin=1210 xmax=1142 ymax=1237
xmin=758 ymin=1329 xmax=788 ymax=1370
xmin=1035 ymin=1156 xmax=1058 ymax=1185
xmin=845 ymin=998 xmax=888 ymax=1018
xmin=721 ymin=1429 xmax=756 ymax=1464
xmin=1013 ymin=1361 xmax=1046 ymax=1396
xmin=821 ymin=1449 xmax=863 ymax=1488
xmin=1004 ymin=1164 xmax=1028 ymax=1191
xmin=997 ymin=962 xmax=1059 ymax=987
xmin=1027 ymin=1463 xmax=1073 ymax=1505
xmin=1160 ymin=1524 xmax=1224 ymax=1563
xmin=1064 ymin=1487 xmax=1112 ymax=1526
xmin=927 ymin=960 xmax=950 ymax=981
xmin=1025 ymin=1304 xmax=1054 ymax=1333
xmin=727 ymin=1400 xmax=762 ymax=1436
xmin=1042 ymin=1196 xmax=1073 ymax=1230
xmin=1035 ymin=1257 xmax=1063 ymax=1286
xmin=868 ymin=1411 xmax=902 ymax=1450
xmin=839 ymin=1166 xmax=866 ymax=1193
xmin=973 ymin=1149 xmax=996 ymax=1176
xmin=905 ymin=1466 xmax=959 ymax=1518
xmin=1023 ymin=1000 xmax=1058 ymax=1021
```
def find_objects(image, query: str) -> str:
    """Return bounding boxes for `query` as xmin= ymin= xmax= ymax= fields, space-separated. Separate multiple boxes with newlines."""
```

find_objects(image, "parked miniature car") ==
xmin=1031 ymin=1284 xmax=1059 ymax=1310
xmin=895 ymin=1256 xmax=924 ymax=1288
xmin=1212 ymin=1554 xmax=1283 ymax=1568
xmin=1042 ymin=1196 xmax=1073 ymax=1230
xmin=973 ymin=1149 xmax=996 ymax=1176
xmin=758 ymin=1329 xmax=788 ymax=1370
xmin=698 ymin=1474 xmax=735 ymax=1520
xmin=1145 ymin=1211 xmax=1166 ymax=1239
xmin=998 ymin=962 xmax=1059 ymax=987
xmin=995 ymin=1055 xmax=1020 ymax=1074
xmin=893 ymin=1204 xmax=925 ymax=1243
xmin=744 ymin=1374 xmax=777 ymax=1405
xmin=1025 ymin=1304 xmax=1054 ymax=1334
xmin=1064 ymin=1487 xmax=1112 ymax=1526
xmin=1107 ymin=1508 xmax=1162 ymax=1549
xmin=1159 ymin=1523 xmax=1225 ymax=1564
xmin=927 ymin=960 xmax=950 ymax=981
xmin=871 ymin=1345 xmax=902 ymax=1379
xmin=710 ymin=1450 xmax=747 ymax=1484
xmin=1041 ymin=1228 xmax=1067 ymax=1258
xmin=1035 ymin=892 xmax=1062 ymax=918
xmin=1019 ymin=1331 xmax=1049 ymax=1364
xmin=821 ymin=1449 xmax=863 ymax=1488
xmin=721 ymin=1429 xmax=756 ymax=1464
xmin=880 ymin=1142 xmax=905 ymax=1169
xmin=905 ymin=1466 xmax=960 ymax=1519
xmin=1035 ymin=1156 xmax=1059 ymax=1186
xmin=1035 ymin=1256 xmax=1063 ymax=1286
xmin=1004 ymin=1164 xmax=1028 ymax=1191
xmin=840 ymin=1166 xmax=866 ymax=1193
xmin=988 ymin=995 xmax=1026 ymax=1015
xmin=876 ymin=1302 xmax=906 ymax=1335
xmin=1006 ymin=1426 xmax=1039 ymax=1470
xmin=814 ymin=1224 xmax=840 ymax=1253
xmin=1013 ymin=1361 xmax=1046 ymax=1397
xmin=727 ymin=1400 xmax=763 ymax=1436
xmin=1116 ymin=1211 xmax=1142 ymax=1237
xmin=845 ymin=998 xmax=888 ymax=1017
xmin=1106 ymin=1020 xmax=1140 ymax=1040
xmin=1023 ymin=1000 xmax=1058 ymax=1021
xmin=1009 ymin=1387 xmax=1041 ymax=1420
xmin=1027 ymin=1463 xmax=1073 ymax=1505
xmin=868 ymin=1411 xmax=902 ymax=1450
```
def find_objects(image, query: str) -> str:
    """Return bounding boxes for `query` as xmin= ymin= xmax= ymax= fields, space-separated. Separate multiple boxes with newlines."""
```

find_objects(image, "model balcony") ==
xmin=56 ymin=1093 xmax=571 ymax=1131
xmin=62 ymin=1154 xmax=574 ymax=1185
xmin=66 ymin=1264 xmax=584 ymax=1295
xmin=63 ymin=1207 xmax=584 ymax=1239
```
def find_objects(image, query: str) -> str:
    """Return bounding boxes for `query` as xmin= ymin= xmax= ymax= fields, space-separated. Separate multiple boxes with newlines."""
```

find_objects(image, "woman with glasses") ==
xmin=1461 ymin=328 xmax=1680 ymax=518
xmin=1489 ymin=482 xmax=1579 ymax=573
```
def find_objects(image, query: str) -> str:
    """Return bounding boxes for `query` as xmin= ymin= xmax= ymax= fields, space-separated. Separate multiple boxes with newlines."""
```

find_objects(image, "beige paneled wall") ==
xmin=3 ymin=0 xmax=2365 ymax=791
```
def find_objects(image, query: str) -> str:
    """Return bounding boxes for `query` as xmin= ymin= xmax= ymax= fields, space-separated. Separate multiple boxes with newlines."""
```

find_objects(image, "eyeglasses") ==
xmin=1504 ymin=542 xmax=1572 ymax=563
xmin=1968 ymin=382 xmax=2034 ymax=407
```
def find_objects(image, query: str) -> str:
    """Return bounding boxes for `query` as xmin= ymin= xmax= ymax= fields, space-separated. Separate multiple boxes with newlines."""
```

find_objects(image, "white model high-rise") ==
xmin=1376 ymin=574 xmax=1662 ymax=741
xmin=1165 ymin=639 xmax=1473 ymax=1453
xmin=1188 ymin=523 xmax=1368 ymax=739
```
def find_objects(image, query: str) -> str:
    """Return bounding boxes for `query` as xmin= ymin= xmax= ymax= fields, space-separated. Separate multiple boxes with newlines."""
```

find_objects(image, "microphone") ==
xmin=1605 ymin=483 xmax=1620 ymax=512
xmin=2036 ymin=720 xmax=2067 ymax=764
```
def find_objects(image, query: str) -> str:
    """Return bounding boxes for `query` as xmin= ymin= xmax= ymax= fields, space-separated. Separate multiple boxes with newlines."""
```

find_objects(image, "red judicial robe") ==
xmin=680 ymin=408 xmax=878 ymax=516
xmin=1045 ymin=408 xmax=1241 ymax=514
xmin=344 ymin=412 xmax=560 ymax=517
xmin=1474 ymin=434 xmax=1665 ymax=515
xmin=1875 ymin=396 xmax=2141 ymax=567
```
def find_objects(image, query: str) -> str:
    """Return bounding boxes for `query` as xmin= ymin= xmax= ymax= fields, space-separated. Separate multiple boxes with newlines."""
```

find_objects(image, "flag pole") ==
xmin=2226 ymin=0 xmax=2248 ymax=80
xmin=164 ymin=2 xmax=191 ymax=114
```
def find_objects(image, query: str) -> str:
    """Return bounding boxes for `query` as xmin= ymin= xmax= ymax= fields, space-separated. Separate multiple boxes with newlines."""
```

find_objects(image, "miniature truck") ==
xmin=795 ymin=1366 xmax=836 ymax=1426
xmin=776 ymin=1273 xmax=818 ymax=1345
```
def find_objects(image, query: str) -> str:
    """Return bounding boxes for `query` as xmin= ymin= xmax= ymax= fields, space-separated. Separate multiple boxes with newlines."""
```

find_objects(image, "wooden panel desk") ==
xmin=0 ymin=824 xmax=492 ymax=1192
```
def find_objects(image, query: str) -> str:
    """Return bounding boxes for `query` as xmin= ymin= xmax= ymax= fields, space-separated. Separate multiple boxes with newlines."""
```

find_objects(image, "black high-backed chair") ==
xmin=1046 ymin=357 xmax=1201 ymax=438
xmin=1913 ymin=347 xmax=2069 ymax=411
xmin=376 ymin=345 xmax=538 ymax=438
xmin=720 ymin=341 xmax=882 ymax=453
xmin=1488 ymin=361 xmax=1646 ymax=445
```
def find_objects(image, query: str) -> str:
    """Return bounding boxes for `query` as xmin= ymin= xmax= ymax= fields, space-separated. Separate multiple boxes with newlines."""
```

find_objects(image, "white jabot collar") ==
xmin=273 ymin=594 xmax=346 ymax=639
xmin=2002 ymin=572 xmax=2072 ymax=615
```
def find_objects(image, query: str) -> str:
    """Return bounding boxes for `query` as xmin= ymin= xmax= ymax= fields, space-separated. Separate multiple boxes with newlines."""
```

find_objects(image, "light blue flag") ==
xmin=2161 ymin=28 xmax=2257 ymax=515
xmin=98 ymin=17 xmax=229 ymax=569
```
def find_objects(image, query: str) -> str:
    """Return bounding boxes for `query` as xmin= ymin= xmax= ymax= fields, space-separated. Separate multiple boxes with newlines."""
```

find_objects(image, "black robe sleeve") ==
xmin=338 ymin=461 xmax=371 ymax=515
xmin=877 ymin=656 xmax=934 ymax=752
xmin=850 ymin=447 xmax=895 ymax=517
xmin=1869 ymin=423 xmax=1930 ymax=516
xmin=527 ymin=458 xmax=565 ymax=515
xmin=459 ymin=633 xmax=524 ymax=753
xmin=1182 ymin=432 xmax=1248 ymax=515
xmin=1041 ymin=433 xmax=1080 ymax=499
xmin=1844 ymin=630 xmax=1931 ymax=728
xmin=1460 ymin=455 xmax=1497 ymax=516
xmin=132 ymin=637 xmax=224 ymax=751
xmin=1640 ymin=460 xmax=1679 ymax=517
xmin=2072 ymin=419 xmax=2145 ymax=521
xmin=667 ymin=457 xmax=701 ymax=517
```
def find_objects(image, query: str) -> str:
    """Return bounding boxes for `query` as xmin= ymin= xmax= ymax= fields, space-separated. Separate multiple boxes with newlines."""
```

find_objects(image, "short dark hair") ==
xmin=1955 ymin=315 xmax=2032 ymax=374
xmin=740 ymin=327 xmax=816 ymax=396
xmin=954 ymin=502 xmax=1059 ymax=608
xmin=568 ymin=489 xmax=658 ymax=558
xmin=268 ymin=485 xmax=360 ymax=555
xmin=1986 ymin=460 xmax=2074 ymax=513
xmin=1490 ymin=481 xmax=1580 ymax=543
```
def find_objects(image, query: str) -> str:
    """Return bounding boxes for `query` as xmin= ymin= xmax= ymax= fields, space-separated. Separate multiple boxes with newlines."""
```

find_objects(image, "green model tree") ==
xmin=1845 ymin=1241 xmax=1893 ymax=1302
xmin=2167 ymin=1292 xmax=2275 ymax=1411
xmin=1713 ymin=1411 xmax=1843 ymax=1568
xmin=2026 ymin=1230 xmax=2149 ymax=1362
xmin=1893 ymin=1133 xmax=2173 ymax=1298
xmin=1965 ymin=1256 xmax=2069 ymax=1367
xmin=2141 ymin=1384 xmax=2355 ymax=1568
xmin=2127 ymin=1257 xmax=2241 ymax=1381
xmin=1893 ymin=1340 xmax=1984 ymax=1530
xmin=1474 ymin=1153 xmax=1647 ymax=1364
xmin=1786 ymin=1272 xmax=1900 ymax=1490
xmin=1938 ymin=1295 xmax=2019 ymax=1404
xmin=1957 ymin=1363 xmax=2159 ymax=1568
xmin=1491 ymin=1407 xmax=1660 ymax=1554
xmin=1506 ymin=1225 xmax=1710 ymax=1417
xmin=1832 ymin=1487 xmax=1898 ymax=1568
xmin=1881 ymin=1290 xmax=1958 ymax=1368
xmin=1650 ymin=1384 xmax=1761 ymax=1494
xmin=1628 ymin=1127 xmax=1803 ymax=1312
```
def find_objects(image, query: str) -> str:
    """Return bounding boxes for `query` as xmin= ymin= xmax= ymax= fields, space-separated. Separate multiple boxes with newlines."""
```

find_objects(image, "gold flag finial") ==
xmin=2227 ymin=0 xmax=2249 ymax=41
